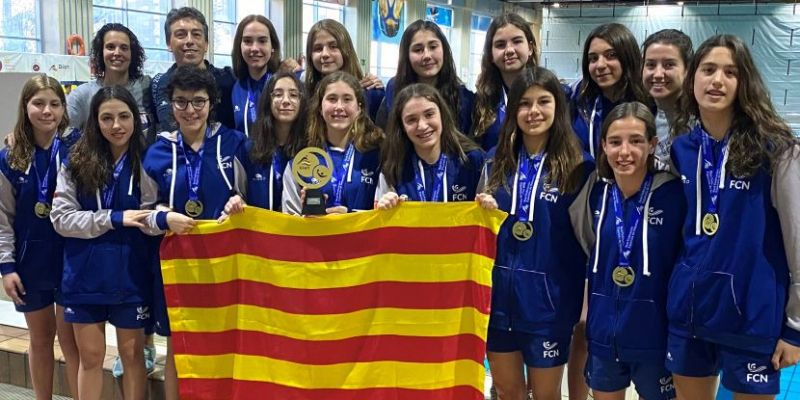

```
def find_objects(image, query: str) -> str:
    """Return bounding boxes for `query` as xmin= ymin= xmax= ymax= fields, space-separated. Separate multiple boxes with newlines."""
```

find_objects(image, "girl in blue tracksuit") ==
xmin=573 ymin=102 xmax=684 ymax=400
xmin=51 ymin=86 xmax=163 ymax=400
xmin=304 ymin=19 xmax=384 ymax=121
xmin=666 ymin=34 xmax=800 ymax=399
xmin=570 ymin=23 xmax=651 ymax=159
xmin=142 ymin=65 xmax=248 ymax=400
xmin=376 ymin=20 xmax=475 ymax=136
xmin=230 ymin=15 xmax=281 ymax=136
xmin=224 ymin=72 xmax=308 ymax=214
xmin=375 ymin=83 xmax=484 ymax=208
xmin=477 ymin=67 xmax=594 ymax=400
xmin=641 ymin=29 xmax=693 ymax=168
xmin=0 ymin=74 xmax=80 ymax=400
xmin=471 ymin=13 xmax=536 ymax=152
xmin=283 ymin=71 xmax=384 ymax=215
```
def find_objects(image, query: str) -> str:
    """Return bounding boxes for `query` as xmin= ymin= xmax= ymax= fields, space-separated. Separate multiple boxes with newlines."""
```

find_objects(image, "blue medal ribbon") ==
xmin=33 ymin=137 xmax=61 ymax=204
xmin=178 ymin=127 xmax=211 ymax=203
xmin=700 ymin=130 xmax=729 ymax=215
xmin=413 ymin=153 xmax=448 ymax=202
xmin=516 ymin=147 xmax=544 ymax=223
xmin=246 ymin=73 xmax=270 ymax=126
xmin=610 ymin=174 xmax=653 ymax=268
xmin=327 ymin=143 xmax=355 ymax=207
xmin=102 ymin=152 xmax=128 ymax=209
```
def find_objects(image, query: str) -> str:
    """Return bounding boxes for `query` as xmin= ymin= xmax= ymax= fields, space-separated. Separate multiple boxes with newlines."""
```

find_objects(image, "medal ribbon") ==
xmin=33 ymin=137 xmax=61 ymax=204
xmin=327 ymin=143 xmax=355 ymax=207
xmin=700 ymin=130 xmax=729 ymax=215
xmin=610 ymin=174 xmax=653 ymax=268
xmin=516 ymin=148 xmax=545 ymax=223
xmin=413 ymin=153 xmax=448 ymax=202
xmin=178 ymin=127 xmax=211 ymax=204
xmin=247 ymin=73 xmax=269 ymax=126
xmin=102 ymin=152 xmax=128 ymax=209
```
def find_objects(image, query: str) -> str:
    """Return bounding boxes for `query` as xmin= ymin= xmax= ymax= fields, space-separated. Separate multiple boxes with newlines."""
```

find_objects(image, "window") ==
xmin=468 ymin=14 xmax=491 ymax=91
xmin=302 ymin=0 xmax=345 ymax=52
xmin=212 ymin=0 xmax=271 ymax=67
xmin=0 ymin=0 xmax=41 ymax=53
xmin=93 ymin=0 xmax=172 ymax=62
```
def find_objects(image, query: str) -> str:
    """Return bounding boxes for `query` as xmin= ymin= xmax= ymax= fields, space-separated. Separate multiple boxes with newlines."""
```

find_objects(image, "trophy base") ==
xmin=302 ymin=188 xmax=328 ymax=216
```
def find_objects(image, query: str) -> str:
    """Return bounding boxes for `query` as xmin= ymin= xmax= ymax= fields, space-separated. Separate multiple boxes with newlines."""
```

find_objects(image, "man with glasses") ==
xmin=151 ymin=7 xmax=236 ymax=136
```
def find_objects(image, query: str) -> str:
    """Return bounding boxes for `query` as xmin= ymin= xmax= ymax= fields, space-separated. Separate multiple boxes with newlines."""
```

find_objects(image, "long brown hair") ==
xmin=381 ymin=83 xmax=480 ymax=187
xmin=68 ymin=86 xmax=144 ymax=196
xmin=8 ymin=75 xmax=69 ymax=172
xmin=304 ymin=20 xmax=364 ymax=96
xmin=486 ymin=67 xmax=584 ymax=195
xmin=307 ymin=71 xmax=383 ymax=153
xmin=231 ymin=15 xmax=281 ymax=80
xmin=250 ymin=72 xmax=307 ymax=164
xmin=577 ymin=23 xmax=650 ymax=107
xmin=473 ymin=13 xmax=537 ymax=138
xmin=394 ymin=20 xmax=463 ymax=121
xmin=675 ymin=34 xmax=796 ymax=177
xmin=597 ymin=102 xmax=657 ymax=180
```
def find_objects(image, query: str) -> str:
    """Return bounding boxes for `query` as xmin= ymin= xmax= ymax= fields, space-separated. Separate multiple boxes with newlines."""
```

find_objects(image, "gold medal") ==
xmin=512 ymin=221 xmax=533 ymax=241
xmin=185 ymin=199 xmax=204 ymax=218
xmin=34 ymin=201 xmax=51 ymax=219
xmin=702 ymin=213 xmax=719 ymax=236
xmin=612 ymin=266 xmax=635 ymax=287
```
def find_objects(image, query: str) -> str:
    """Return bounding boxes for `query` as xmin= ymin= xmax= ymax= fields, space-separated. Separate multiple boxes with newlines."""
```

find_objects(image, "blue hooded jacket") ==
xmin=51 ymin=155 xmax=158 ymax=305
xmin=667 ymin=124 xmax=800 ymax=353
xmin=577 ymin=171 xmax=685 ymax=362
xmin=142 ymin=123 xmax=248 ymax=220
xmin=483 ymin=152 xmax=594 ymax=337
xmin=0 ymin=141 xmax=69 ymax=291
xmin=378 ymin=149 xmax=485 ymax=203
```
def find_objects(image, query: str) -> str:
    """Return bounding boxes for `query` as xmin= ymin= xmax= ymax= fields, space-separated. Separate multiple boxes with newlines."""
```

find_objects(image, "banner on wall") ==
xmin=0 ymin=52 xmax=90 ymax=82
xmin=373 ymin=0 xmax=405 ymax=42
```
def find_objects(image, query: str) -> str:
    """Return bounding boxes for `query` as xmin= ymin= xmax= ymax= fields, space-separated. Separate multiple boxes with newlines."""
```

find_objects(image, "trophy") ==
xmin=291 ymin=147 xmax=334 ymax=215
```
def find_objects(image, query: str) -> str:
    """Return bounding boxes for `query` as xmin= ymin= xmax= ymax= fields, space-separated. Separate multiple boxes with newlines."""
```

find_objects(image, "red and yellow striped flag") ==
xmin=160 ymin=202 xmax=505 ymax=400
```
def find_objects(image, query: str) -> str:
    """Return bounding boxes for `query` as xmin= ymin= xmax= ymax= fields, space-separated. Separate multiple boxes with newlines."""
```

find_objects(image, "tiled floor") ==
xmin=0 ymin=383 xmax=70 ymax=400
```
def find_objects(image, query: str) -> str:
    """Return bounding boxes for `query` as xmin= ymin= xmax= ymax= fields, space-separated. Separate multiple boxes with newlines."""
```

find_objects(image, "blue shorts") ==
xmin=585 ymin=354 xmax=675 ymax=399
xmin=486 ymin=328 xmax=570 ymax=368
xmin=666 ymin=333 xmax=779 ymax=395
xmin=15 ymin=289 xmax=57 ymax=313
xmin=63 ymin=303 xmax=151 ymax=329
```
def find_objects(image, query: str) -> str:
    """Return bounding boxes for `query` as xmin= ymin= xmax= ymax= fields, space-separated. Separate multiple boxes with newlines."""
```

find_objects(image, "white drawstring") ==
xmin=694 ymin=148 xmax=702 ymax=236
xmin=592 ymin=183 xmax=609 ymax=274
xmin=95 ymin=189 xmax=102 ymax=210
xmin=642 ymin=190 xmax=653 ymax=277
xmin=510 ymin=154 xmax=548 ymax=218
xmin=169 ymin=142 xmax=177 ymax=210
xmin=243 ymin=97 xmax=250 ymax=138
xmin=217 ymin=134 xmax=233 ymax=192
xmin=268 ymin=162 xmax=274 ymax=210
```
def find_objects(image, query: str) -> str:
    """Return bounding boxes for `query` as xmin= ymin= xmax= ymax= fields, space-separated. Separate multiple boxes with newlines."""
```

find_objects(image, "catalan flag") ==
xmin=159 ymin=202 xmax=506 ymax=400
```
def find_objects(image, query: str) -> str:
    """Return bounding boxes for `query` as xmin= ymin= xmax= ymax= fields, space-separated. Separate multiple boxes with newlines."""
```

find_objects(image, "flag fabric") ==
xmin=159 ymin=202 xmax=506 ymax=400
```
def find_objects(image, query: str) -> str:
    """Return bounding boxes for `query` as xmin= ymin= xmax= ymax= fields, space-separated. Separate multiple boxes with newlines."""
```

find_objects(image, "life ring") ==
xmin=66 ymin=34 xmax=86 ymax=56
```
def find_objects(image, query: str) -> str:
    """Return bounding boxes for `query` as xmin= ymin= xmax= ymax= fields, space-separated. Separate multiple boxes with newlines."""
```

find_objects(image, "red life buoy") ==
xmin=66 ymin=34 xmax=86 ymax=56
